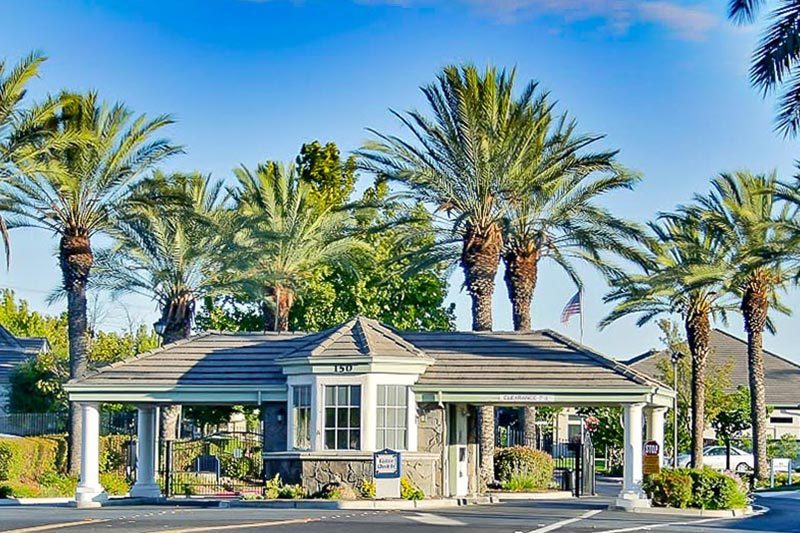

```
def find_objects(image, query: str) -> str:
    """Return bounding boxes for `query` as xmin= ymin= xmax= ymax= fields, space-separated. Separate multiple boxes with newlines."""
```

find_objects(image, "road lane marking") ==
xmin=405 ymin=513 xmax=467 ymax=526
xmin=3 ymin=519 xmax=110 ymax=533
xmin=523 ymin=509 xmax=603 ymax=533
xmin=150 ymin=517 xmax=320 ymax=532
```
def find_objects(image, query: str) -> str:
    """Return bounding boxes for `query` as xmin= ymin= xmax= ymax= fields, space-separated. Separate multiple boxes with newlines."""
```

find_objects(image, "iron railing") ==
xmin=0 ymin=411 xmax=136 ymax=436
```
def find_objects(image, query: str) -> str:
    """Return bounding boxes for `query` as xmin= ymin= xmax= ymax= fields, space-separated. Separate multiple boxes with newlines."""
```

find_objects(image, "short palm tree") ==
xmin=95 ymin=171 xmax=226 ymax=439
xmin=689 ymin=171 xmax=795 ymax=479
xmin=503 ymin=113 xmax=644 ymax=331
xmin=728 ymin=1 xmax=800 ymax=136
xmin=228 ymin=161 xmax=367 ymax=332
xmin=358 ymin=64 xmax=549 ymax=332
xmin=0 ymin=92 xmax=180 ymax=472
xmin=0 ymin=52 xmax=81 ymax=264
xmin=602 ymin=214 xmax=733 ymax=467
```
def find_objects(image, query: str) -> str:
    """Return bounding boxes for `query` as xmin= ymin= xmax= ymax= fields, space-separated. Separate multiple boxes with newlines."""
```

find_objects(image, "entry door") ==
xmin=448 ymin=405 xmax=469 ymax=497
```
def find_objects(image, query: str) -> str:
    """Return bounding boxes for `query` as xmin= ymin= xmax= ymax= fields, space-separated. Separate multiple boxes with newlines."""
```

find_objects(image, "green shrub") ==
xmin=644 ymin=468 xmax=749 ymax=510
xmin=0 ymin=481 xmax=41 ymax=498
xmin=643 ymin=470 xmax=693 ymax=508
xmin=494 ymin=447 xmax=554 ymax=490
xmin=100 ymin=472 xmax=130 ymax=496
xmin=357 ymin=478 xmax=376 ymax=499
xmin=37 ymin=472 xmax=77 ymax=497
xmin=264 ymin=474 xmax=282 ymax=499
xmin=99 ymin=436 xmax=132 ymax=474
xmin=400 ymin=477 xmax=424 ymax=500
xmin=502 ymin=472 xmax=549 ymax=492
xmin=277 ymin=484 xmax=305 ymax=499
xmin=0 ymin=437 xmax=66 ymax=482
xmin=0 ymin=485 xmax=14 ymax=498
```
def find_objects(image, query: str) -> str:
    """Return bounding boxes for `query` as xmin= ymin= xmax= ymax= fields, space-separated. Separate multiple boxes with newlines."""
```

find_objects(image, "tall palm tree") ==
xmin=689 ymin=171 xmax=795 ymax=479
xmin=94 ymin=172 xmax=226 ymax=439
xmin=602 ymin=214 xmax=733 ymax=467
xmin=228 ymin=161 xmax=367 ymax=331
xmin=0 ymin=92 xmax=180 ymax=472
xmin=728 ymin=1 xmax=800 ymax=136
xmin=0 ymin=52 xmax=81 ymax=265
xmin=359 ymin=65 xmax=549 ymax=486
xmin=358 ymin=64 xmax=549 ymax=332
xmin=503 ymin=113 xmax=644 ymax=331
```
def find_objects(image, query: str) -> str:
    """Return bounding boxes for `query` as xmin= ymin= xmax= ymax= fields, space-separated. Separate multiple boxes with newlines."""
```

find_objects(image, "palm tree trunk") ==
xmin=523 ymin=406 xmax=537 ymax=448
xmin=267 ymin=285 xmax=295 ymax=333
xmin=685 ymin=309 xmax=710 ymax=469
xmin=503 ymin=246 xmax=538 ymax=332
xmin=478 ymin=405 xmax=495 ymax=488
xmin=60 ymin=233 xmax=93 ymax=476
xmin=742 ymin=274 xmax=770 ymax=479
xmin=160 ymin=299 xmax=193 ymax=441
xmin=461 ymin=223 xmax=502 ymax=331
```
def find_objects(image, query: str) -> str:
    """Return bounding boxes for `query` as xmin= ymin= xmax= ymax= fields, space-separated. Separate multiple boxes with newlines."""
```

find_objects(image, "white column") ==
xmin=75 ymin=402 xmax=107 ymax=508
xmin=645 ymin=406 xmax=668 ymax=467
xmin=615 ymin=402 xmax=650 ymax=510
xmin=130 ymin=405 xmax=162 ymax=498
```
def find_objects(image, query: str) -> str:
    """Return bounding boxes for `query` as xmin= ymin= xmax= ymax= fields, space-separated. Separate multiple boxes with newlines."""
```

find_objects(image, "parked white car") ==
xmin=676 ymin=445 xmax=754 ymax=472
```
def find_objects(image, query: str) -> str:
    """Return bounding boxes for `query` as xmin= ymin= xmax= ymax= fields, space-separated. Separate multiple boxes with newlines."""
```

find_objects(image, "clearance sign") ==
xmin=643 ymin=440 xmax=661 ymax=475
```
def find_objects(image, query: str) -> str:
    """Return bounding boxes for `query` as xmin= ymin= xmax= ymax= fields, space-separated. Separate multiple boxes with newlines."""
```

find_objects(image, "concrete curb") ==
xmin=0 ymin=497 xmax=72 ymax=506
xmin=620 ymin=505 xmax=754 ymax=518
xmin=230 ymin=496 xmax=495 ymax=510
xmin=487 ymin=491 xmax=574 ymax=501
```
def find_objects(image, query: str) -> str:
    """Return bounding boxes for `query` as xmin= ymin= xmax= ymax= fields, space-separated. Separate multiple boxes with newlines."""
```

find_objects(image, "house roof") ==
xmin=0 ymin=325 xmax=49 ymax=385
xmin=279 ymin=316 xmax=428 ymax=361
xmin=626 ymin=328 xmax=800 ymax=407
xmin=71 ymin=317 xmax=661 ymax=393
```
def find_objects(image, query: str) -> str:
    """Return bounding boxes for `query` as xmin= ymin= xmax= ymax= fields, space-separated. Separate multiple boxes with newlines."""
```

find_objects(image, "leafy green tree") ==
xmin=0 ymin=92 xmax=180 ymax=472
xmin=712 ymin=386 xmax=751 ymax=470
xmin=728 ymin=1 xmax=800 ymax=136
xmin=688 ymin=171 xmax=795 ymax=479
xmin=602 ymin=214 xmax=735 ymax=468
xmin=296 ymin=140 xmax=357 ymax=210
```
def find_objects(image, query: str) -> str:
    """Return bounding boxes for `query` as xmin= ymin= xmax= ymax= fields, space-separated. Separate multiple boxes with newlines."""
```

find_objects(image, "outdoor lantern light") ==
xmin=670 ymin=350 xmax=685 ymax=467
xmin=153 ymin=318 xmax=166 ymax=336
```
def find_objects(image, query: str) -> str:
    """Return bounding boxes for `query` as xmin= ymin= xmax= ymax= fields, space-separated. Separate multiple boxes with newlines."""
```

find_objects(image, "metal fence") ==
xmin=0 ymin=411 xmax=136 ymax=436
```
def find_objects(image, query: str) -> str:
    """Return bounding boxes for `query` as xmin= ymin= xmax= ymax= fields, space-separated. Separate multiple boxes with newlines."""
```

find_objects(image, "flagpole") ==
xmin=579 ymin=288 xmax=584 ymax=344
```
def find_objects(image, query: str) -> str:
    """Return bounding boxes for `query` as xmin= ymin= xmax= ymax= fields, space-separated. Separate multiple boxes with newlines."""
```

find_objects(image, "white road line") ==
xmin=525 ymin=509 xmax=603 ymax=533
xmin=3 ymin=519 xmax=110 ymax=533
xmin=150 ymin=517 xmax=319 ymax=533
xmin=405 ymin=513 xmax=468 ymax=526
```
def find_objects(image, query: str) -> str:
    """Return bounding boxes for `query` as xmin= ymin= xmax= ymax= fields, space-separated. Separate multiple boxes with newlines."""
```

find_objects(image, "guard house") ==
xmin=65 ymin=316 xmax=674 ymax=509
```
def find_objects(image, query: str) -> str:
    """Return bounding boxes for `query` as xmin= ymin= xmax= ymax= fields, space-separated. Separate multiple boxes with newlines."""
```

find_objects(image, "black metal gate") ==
xmin=161 ymin=431 xmax=264 ymax=497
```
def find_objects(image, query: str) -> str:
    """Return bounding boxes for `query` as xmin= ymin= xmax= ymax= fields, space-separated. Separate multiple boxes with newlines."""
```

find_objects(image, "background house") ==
xmin=627 ymin=329 xmax=800 ymax=440
xmin=0 ymin=325 xmax=48 ymax=413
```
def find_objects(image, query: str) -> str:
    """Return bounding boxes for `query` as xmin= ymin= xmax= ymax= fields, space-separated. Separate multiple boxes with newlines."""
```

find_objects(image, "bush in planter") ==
xmin=400 ymin=477 xmax=424 ymax=500
xmin=494 ymin=447 xmax=554 ymax=491
xmin=643 ymin=468 xmax=749 ymax=510
xmin=357 ymin=478 xmax=376 ymax=499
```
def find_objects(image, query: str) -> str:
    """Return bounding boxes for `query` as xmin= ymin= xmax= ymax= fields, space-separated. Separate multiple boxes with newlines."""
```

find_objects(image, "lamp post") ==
xmin=153 ymin=317 xmax=166 ymax=339
xmin=670 ymin=350 xmax=684 ymax=467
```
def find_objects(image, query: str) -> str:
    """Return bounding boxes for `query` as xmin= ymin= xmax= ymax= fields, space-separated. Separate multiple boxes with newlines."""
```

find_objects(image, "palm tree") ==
xmin=228 ymin=161 xmax=367 ymax=331
xmin=0 ymin=92 xmax=180 ymax=472
xmin=689 ymin=171 xmax=795 ymax=479
xmin=0 ymin=52 xmax=81 ymax=264
xmin=358 ymin=64 xmax=549 ymax=332
xmin=602 ymin=214 xmax=733 ymax=467
xmin=502 ymin=113 xmax=644 ymax=331
xmin=728 ymin=1 xmax=800 ymax=136
xmin=94 ymin=172 xmax=225 ymax=439
xmin=359 ymin=64 xmax=549 ymax=486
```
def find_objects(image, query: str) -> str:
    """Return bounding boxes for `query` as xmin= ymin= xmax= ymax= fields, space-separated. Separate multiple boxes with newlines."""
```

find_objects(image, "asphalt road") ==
xmin=0 ymin=487 xmax=796 ymax=533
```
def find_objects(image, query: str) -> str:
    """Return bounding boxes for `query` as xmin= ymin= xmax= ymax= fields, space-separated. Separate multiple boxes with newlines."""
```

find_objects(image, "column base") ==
xmin=130 ymin=482 xmax=162 ymax=498
xmin=612 ymin=490 xmax=651 ymax=511
xmin=75 ymin=484 xmax=108 ymax=508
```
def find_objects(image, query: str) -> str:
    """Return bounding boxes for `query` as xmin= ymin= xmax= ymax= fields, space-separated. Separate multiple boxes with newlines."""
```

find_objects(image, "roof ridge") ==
xmin=353 ymin=317 xmax=373 ymax=356
xmin=541 ymin=329 xmax=667 ymax=389
xmin=712 ymin=327 xmax=800 ymax=370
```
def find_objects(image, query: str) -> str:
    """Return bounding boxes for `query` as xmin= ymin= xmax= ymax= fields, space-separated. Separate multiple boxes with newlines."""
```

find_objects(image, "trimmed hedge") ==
xmin=643 ymin=468 xmax=749 ymax=510
xmin=494 ymin=447 xmax=554 ymax=491
xmin=0 ymin=437 xmax=66 ymax=482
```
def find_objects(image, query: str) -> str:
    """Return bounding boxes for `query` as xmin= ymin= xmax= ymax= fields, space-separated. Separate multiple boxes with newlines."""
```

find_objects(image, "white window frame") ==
xmin=376 ymin=384 xmax=409 ymax=450
xmin=291 ymin=384 xmax=312 ymax=450
xmin=323 ymin=384 xmax=363 ymax=450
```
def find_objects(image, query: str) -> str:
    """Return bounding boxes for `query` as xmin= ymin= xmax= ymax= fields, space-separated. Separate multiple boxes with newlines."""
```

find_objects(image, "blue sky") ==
xmin=2 ymin=0 xmax=799 ymax=361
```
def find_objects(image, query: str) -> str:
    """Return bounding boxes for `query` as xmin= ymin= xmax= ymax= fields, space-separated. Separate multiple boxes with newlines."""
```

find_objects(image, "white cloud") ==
xmin=356 ymin=0 xmax=719 ymax=40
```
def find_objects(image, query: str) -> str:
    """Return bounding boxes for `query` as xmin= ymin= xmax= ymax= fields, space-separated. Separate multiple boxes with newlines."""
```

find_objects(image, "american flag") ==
xmin=560 ymin=291 xmax=582 ymax=324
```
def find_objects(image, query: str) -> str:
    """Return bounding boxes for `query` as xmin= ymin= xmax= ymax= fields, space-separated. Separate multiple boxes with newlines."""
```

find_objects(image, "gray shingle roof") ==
xmin=627 ymin=329 xmax=800 ymax=406
xmin=0 ymin=325 xmax=48 ymax=384
xmin=406 ymin=329 xmax=659 ymax=388
xmin=74 ymin=320 xmax=659 ymax=391
xmin=279 ymin=316 xmax=428 ymax=360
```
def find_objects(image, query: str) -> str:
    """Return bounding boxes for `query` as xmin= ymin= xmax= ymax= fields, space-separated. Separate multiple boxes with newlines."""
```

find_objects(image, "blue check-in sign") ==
xmin=373 ymin=448 xmax=401 ymax=479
